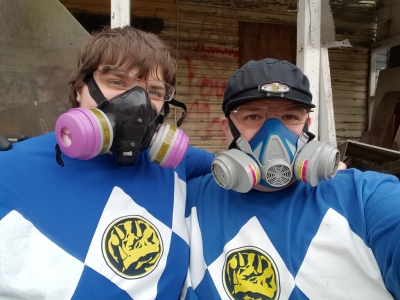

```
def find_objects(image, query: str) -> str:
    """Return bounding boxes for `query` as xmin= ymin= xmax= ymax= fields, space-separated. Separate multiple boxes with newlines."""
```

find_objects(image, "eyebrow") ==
xmin=111 ymin=72 xmax=128 ymax=79
xmin=147 ymin=82 xmax=166 ymax=91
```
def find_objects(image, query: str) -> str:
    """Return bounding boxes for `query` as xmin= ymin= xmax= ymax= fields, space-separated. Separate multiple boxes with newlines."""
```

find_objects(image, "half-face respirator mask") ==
xmin=211 ymin=118 xmax=340 ymax=193
xmin=55 ymin=76 xmax=188 ymax=167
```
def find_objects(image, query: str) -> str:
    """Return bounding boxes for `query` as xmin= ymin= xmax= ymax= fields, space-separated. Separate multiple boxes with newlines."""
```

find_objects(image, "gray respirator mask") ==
xmin=211 ymin=118 xmax=340 ymax=193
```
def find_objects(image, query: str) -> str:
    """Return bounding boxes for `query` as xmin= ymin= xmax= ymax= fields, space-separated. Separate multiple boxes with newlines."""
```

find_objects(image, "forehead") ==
xmin=147 ymin=66 xmax=165 ymax=81
xmin=108 ymin=61 xmax=165 ymax=81
xmin=238 ymin=99 xmax=298 ymax=107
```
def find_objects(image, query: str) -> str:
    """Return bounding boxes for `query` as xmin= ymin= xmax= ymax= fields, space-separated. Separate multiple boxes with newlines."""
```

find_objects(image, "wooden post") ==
xmin=319 ymin=48 xmax=337 ymax=145
xmin=111 ymin=0 xmax=130 ymax=29
xmin=297 ymin=0 xmax=321 ymax=140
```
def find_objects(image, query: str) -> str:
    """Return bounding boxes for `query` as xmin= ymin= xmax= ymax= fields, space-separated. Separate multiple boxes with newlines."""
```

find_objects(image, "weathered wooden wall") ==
xmin=59 ymin=0 xmax=377 ymax=152
xmin=329 ymin=7 xmax=377 ymax=145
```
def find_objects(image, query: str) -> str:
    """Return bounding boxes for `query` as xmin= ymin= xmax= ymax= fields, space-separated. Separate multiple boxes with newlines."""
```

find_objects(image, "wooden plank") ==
xmin=334 ymin=115 xmax=366 ymax=122
xmin=178 ymin=2 xmax=297 ymax=22
xmin=333 ymin=101 xmax=367 ymax=109
xmin=177 ymin=68 xmax=234 ymax=78
xmin=177 ymin=58 xmax=237 ymax=69
xmin=163 ymin=29 xmax=239 ymax=44
xmin=333 ymin=91 xmax=367 ymax=100
xmin=329 ymin=61 xmax=369 ymax=70
xmin=329 ymin=47 xmax=369 ymax=55
xmin=360 ymin=91 xmax=400 ymax=147
xmin=335 ymin=122 xmax=366 ymax=130
xmin=330 ymin=68 xmax=369 ymax=77
xmin=336 ymin=129 xmax=368 ymax=137
xmin=331 ymin=83 xmax=367 ymax=92
xmin=328 ymin=52 xmax=369 ymax=62
xmin=333 ymin=107 xmax=367 ymax=114
xmin=333 ymin=19 xmax=377 ymax=30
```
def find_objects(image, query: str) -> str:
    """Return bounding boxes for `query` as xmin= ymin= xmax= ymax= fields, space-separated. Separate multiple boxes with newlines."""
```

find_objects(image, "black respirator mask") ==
xmin=55 ymin=76 xmax=189 ymax=167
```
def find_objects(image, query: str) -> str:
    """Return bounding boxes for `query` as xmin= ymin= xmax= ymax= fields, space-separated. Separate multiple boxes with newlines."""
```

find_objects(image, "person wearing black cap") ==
xmin=182 ymin=58 xmax=400 ymax=299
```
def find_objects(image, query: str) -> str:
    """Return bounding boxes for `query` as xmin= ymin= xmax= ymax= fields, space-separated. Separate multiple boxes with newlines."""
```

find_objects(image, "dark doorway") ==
xmin=239 ymin=22 xmax=297 ymax=67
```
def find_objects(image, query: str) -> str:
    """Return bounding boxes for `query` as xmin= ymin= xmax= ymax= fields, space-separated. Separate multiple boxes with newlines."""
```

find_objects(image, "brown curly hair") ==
xmin=68 ymin=26 xmax=176 ymax=107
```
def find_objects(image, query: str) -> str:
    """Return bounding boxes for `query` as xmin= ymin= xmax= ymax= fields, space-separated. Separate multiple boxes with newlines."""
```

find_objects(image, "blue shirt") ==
xmin=0 ymin=132 xmax=213 ymax=300
xmin=184 ymin=169 xmax=400 ymax=299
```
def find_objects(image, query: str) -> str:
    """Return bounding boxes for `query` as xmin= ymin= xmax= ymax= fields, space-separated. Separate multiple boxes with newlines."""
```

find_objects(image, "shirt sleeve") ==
xmin=363 ymin=171 xmax=400 ymax=298
xmin=183 ymin=146 xmax=214 ymax=179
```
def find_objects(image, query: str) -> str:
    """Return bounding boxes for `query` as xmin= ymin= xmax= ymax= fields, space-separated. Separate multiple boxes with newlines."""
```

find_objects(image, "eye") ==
xmin=100 ymin=66 xmax=137 ymax=90
xmin=148 ymin=89 xmax=163 ymax=98
xmin=107 ymin=80 xmax=124 ymax=87
xmin=240 ymin=113 xmax=264 ymax=123
xmin=102 ymin=76 xmax=133 ymax=90
xmin=280 ymin=113 xmax=300 ymax=121
xmin=146 ymin=82 xmax=167 ymax=100
xmin=278 ymin=105 xmax=309 ymax=124
xmin=245 ymin=114 xmax=263 ymax=121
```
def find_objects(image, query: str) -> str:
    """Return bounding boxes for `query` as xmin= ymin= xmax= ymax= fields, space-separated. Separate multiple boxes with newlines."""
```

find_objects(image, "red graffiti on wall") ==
xmin=195 ymin=42 xmax=239 ymax=58
xmin=188 ymin=100 xmax=209 ymax=112
xmin=186 ymin=101 xmax=222 ymax=137
xmin=200 ymin=78 xmax=226 ymax=98
xmin=185 ymin=57 xmax=195 ymax=86
xmin=183 ymin=58 xmax=228 ymax=147
xmin=204 ymin=117 xmax=223 ymax=137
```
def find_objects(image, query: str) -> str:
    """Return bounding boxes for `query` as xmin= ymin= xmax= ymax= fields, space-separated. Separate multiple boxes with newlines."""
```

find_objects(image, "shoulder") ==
xmin=187 ymin=173 xmax=230 ymax=204
xmin=181 ymin=146 xmax=214 ymax=168
xmin=316 ymin=168 xmax=400 ymax=210
xmin=0 ymin=133 xmax=56 ymax=162
xmin=1 ymin=133 xmax=56 ymax=154
xmin=177 ymin=146 xmax=214 ymax=179
xmin=187 ymin=173 xmax=215 ymax=186
xmin=185 ymin=146 xmax=214 ymax=160
xmin=328 ymin=168 xmax=399 ymax=190
xmin=187 ymin=174 xmax=217 ymax=198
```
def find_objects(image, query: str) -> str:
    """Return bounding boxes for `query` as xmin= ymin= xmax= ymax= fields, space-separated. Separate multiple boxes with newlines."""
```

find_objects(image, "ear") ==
xmin=307 ymin=116 xmax=311 ymax=127
xmin=76 ymin=88 xmax=82 ymax=104
xmin=220 ymin=117 xmax=234 ymax=148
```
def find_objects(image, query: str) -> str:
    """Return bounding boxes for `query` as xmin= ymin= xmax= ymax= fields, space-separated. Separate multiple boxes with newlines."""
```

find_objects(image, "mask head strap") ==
xmin=228 ymin=117 xmax=242 ymax=150
xmin=163 ymin=98 xmax=187 ymax=127
xmin=85 ymin=75 xmax=109 ymax=106
xmin=302 ymin=121 xmax=315 ymax=141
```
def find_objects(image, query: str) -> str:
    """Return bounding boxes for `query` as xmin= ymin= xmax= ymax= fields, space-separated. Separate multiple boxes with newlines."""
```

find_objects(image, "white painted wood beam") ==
xmin=111 ymin=0 xmax=130 ymax=29
xmin=368 ymin=50 xmax=377 ymax=131
xmin=320 ymin=48 xmax=337 ymax=145
xmin=297 ymin=0 xmax=322 ymax=140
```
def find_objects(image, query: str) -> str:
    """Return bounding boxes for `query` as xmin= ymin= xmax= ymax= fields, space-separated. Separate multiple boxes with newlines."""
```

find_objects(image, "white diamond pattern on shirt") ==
xmin=0 ymin=211 xmax=84 ymax=300
xmin=207 ymin=217 xmax=295 ymax=300
xmin=84 ymin=186 xmax=173 ymax=300
xmin=295 ymin=208 xmax=393 ymax=300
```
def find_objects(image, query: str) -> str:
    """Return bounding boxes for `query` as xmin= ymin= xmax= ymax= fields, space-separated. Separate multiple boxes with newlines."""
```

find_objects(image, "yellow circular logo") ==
xmin=102 ymin=216 xmax=163 ymax=279
xmin=223 ymin=247 xmax=280 ymax=300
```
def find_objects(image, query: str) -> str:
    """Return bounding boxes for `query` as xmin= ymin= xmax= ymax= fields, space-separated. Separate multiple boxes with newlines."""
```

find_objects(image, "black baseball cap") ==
xmin=222 ymin=58 xmax=315 ymax=116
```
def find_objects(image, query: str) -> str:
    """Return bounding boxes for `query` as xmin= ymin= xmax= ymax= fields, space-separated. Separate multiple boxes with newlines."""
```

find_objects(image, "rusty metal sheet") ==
xmin=0 ymin=0 xmax=89 ymax=138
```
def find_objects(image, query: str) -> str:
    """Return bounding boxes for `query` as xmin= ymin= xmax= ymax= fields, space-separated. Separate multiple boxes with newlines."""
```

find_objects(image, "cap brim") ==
xmin=225 ymin=95 xmax=315 ymax=116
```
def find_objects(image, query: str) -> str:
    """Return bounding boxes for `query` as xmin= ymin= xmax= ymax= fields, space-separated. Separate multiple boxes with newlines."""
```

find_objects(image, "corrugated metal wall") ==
xmin=60 ymin=0 xmax=377 ymax=152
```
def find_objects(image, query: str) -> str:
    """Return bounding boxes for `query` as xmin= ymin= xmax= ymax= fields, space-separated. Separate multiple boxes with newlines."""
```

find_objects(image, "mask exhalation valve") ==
xmin=265 ymin=164 xmax=292 ymax=187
